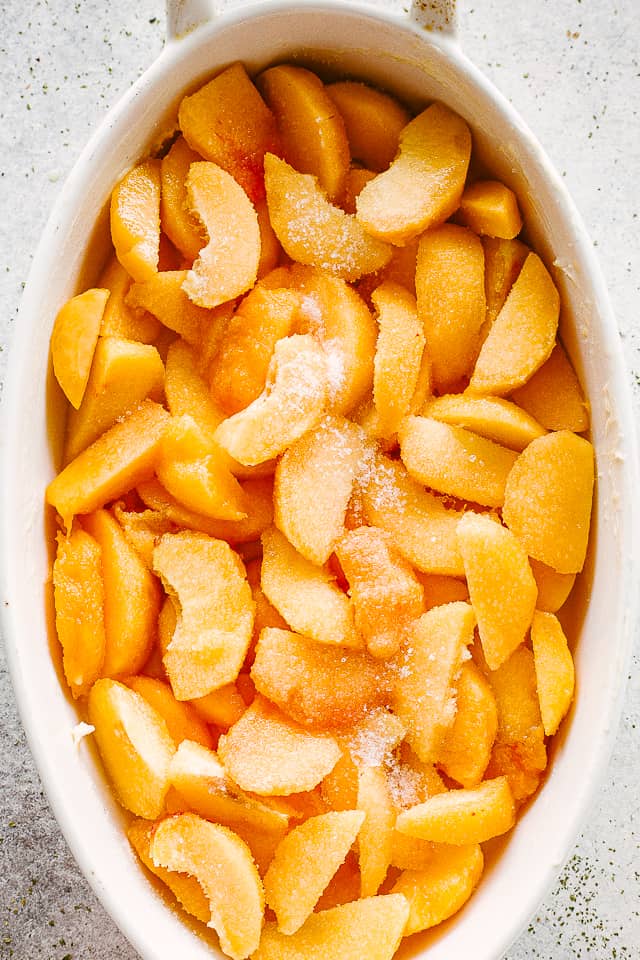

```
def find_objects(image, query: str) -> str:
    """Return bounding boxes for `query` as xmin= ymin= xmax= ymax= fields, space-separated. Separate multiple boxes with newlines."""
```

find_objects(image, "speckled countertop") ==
xmin=0 ymin=1 xmax=638 ymax=958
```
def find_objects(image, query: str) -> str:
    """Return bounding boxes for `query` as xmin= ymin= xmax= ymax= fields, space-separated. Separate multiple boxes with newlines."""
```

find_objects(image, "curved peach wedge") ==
xmin=396 ymin=776 xmax=516 ymax=845
xmin=511 ymin=340 xmax=590 ymax=432
xmin=531 ymin=610 xmax=575 ymax=736
xmin=390 ymin=844 xmax=483 ymax=934
xmin=160 ymin=136 xmax=206 ymax=261
xmin=457 ymin=179 xmax=522 ymax=239
xmin=438 ymin=662 xmax=498 ymax=788
xmin=110 ymin=159 xmax=161 ymax=282
xmin=126 ymin=269 xmax=214 ymax=346
xmin=327 ymin=81 xmax=411 ymax=173
xmin=422 ymin=394 xmax=546 ymax=452
xmin=51 ymin=288 xmax=109 ymax=409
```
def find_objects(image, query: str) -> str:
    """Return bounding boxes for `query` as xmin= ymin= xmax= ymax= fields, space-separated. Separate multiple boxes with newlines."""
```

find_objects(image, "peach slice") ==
xmin=126 ymin=270 xmax=216 ymax=346
xmin=98 ymin=254 xmax=161 ymax=344
xmin=53 ymin=528 xmax=105 ymax=698
xmin=153 ymin=531 xmax=254 ymax=700
xmin=457 ymin=511 xmax=538 ymax=671
xmin=64 ymin=336 xmax=164 ymax=462
xmin=396 ymin=776 xmax=516 ymax=845
xmin=114 ymin=504 xmax=173 ymax=569
xmin=437 ymin=661 xmax=498 ymax=787
xmin=457 ymin=179 xmax=522 ymax=239
xmin=218 ymin=697 xmax=341 ymax=795
xmin=357 ymin=765 xmax=395 ymax=898
xmin=245 ymin=556 xmax=288 ymax=640
xmin=264 ymin=810 xmax=365 ymax=934
xmin=274 ymin=415 xmax=365 ymax=565
xmin=342 ymin=709 xmax=406 ymax=769
xmin=263 ymin=153 xmax=392 ymax=282
xmin=341 ymin=167 xmax=377 ymax=214
xmin=326 ymin=81 xmax=410 ymax=173
xmin=214 ymin=335 xmax=327 ymax=466
xmin=415 ymin=223 xmax=485 ymax=393
xmin=529 ymin=558 xmax=576 ymax=614
xmin=253 ymin=894 xmax=410 ymax=960
xmin=398 ymin=416 xmax=518 ymax=508
xmin=87 ymin=677 xmax=175 ymax=818
xmin=189 ymin=683 xmax=247 ymax=730
xmin=482 ymin=236 xmax=529 ymax=330
xmin=182 ymin=161 xmax=260 ymax=308
xmin=110 ymin=159 xmax=161 ymax=282
xmin=393 ymin=602 xmax=476 ymax=763
xmin=356 ymin=102 xmax=471 ymax=245
xmin=258 ymin=64 xmax=350 ymax=203
xmin=46 ymin=399 xmax=169 ymax=531
xmin=164 ymin=338 xmax=228 ymax=439
xmin=160 ymin=136 xmax=206 ymax=261
xmin=251 ymin=627 xmax=390 ymax=729
xmin=422 ymin=393 xmax=546 ymax=452
xmin=261 ymin=526 xmax=359 ymax=649
xmin=468 ymin=252 xmax=560 ymax=395
xmin=51 ymin=288 xmax=109 ymax=409
xmin=502 ymin=430 xmax=594 ymax=573
xmin=124 ymin=677 xmax=213 ymax=749
xmin=371 ymin=281 xmax=426 ymax=436
xmin=390 ymin=844 xmax=483 ymax=934
xmin=531 ymin=611 xmax=575 ymax=736
xmin=150 ymin=813 xmax=264 ymax=960
xmin=511 ymin=340 xmax=590 ymax=432
xmin=417 ymin=572 xmax=469 ymax=611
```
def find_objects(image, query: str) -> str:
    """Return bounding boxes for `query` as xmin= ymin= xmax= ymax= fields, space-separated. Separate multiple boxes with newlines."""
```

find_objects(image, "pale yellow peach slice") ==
xmin=88 ymin=677 xmax=175 ymax=818
xmin=356 ymin=102 xmax=471 ymax=245
xmin=357 ymin=765 xmax=395 ymax=897
xmin=423 ymin=394 xmax=546 ymax=452
xmin=51 ymin=288 xmax=109 ymax=409
xmin=218 ymin=697 xmax=341 ymax=795
xmin=371 ymin=281 xmax=426 ymax=435
xmin=98 ymin=254 xmax=160 ymax=343
xmin=511 ymin=340 xmax=590 ymax=432
xmin=110 ymin=159 xmax=161 ymax=282
xmin=457 ymin=179 xmax=522 ymax=239
xmin=531 ymin=610 xmax=575 ymax=736
xmin=214 ymin=334 xmax=327 ymax=466
xmin=124 ymin=677 xmax=213 ymax=749
xmin=529 ymin=558 xmax=576 ymax=614
xmin=482 ymin=236 xmax=529 ymax=330
xmin=396 ymin=776 xmax=515 ymax=844
xmin=468 ymin=252 xmax=560 ymax=395
xmin=326 ymin=81 xmax=410 ymax=172
xmin=502 ymin=430 xmax=594 ymax=573
xmin=160 ymin=136 xmax=206 ymax=261
xmin=399 ymin=416 xmax=518 ymax=508
xmin=264 ymin=153 xmax=392 ymax=282
xmin=264 ymin=810 xmax=364 ymax=934
xmin=341 ymin=709 xmax=406 ymax=769
xmin=437 ymin=661 xmax=498 ymax=787
xmin=150 ymin=812 xmax=264 ymax=960
xmin=391 ymin=844 xmax=483 ymax=934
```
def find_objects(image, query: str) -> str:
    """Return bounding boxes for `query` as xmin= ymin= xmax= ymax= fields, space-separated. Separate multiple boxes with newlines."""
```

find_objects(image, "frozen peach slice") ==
xmin=98 ymin=254 xmax=160 ymax=344
xmin=178 ymin=61 xmax=279 ymax=203
xmin=511 ymin=340 xmax=590 ymax=432
xmin=356 ymin=765 xmax=395 ymax=898
xmin=189 ymin=683 xmax=246 ymax=730
xmin=261 ymin=526 xmax=359 ymax=649
xmin=218 ymin=697 xmax=341 ymax=795
xmin=342 ymin=709 xmax=407 ymax=769
xmin=125 ymin=677 xmax=213 ymax=749
xmin=88 ymin=677 xmax=175 ymax=818
xmin=336 ymin=526 xmax=425 ymax=660
xmin=393 ymin=603 xmax=476 ymax=763
xmin=164 ymin=338 xmax=227 ymax=438
xmin=251 ymin=627 xmax=390 ymax=729
xmin=110 ymin=159 xmax=161 ymax=282
xmin=264 ymin=810 xmax=364 ymax=934
xmin=391 ymin=843 xmax=483 ymax=934
xmin=314 ymin=852 xmax=361 ymax=912
xmin=357 ymin=451 xmax=465 ymax=576
xmin=437 ymin=661 xmax=498 ymax=787
xmin=253 ymin=894 xmax=410 ymax=960
xmin=64 ymin=336 xmax=164 ymax=462
xmin=327 ymin=81 xmax=410 ymax=173
xmin=51 ymin=288 xmax=109 ymax=409
xmin=502 ymin=430 xmax=594 ymax=573
xmin=264 ymin=153 xmax=392 ymax=282
xmin=214 ymin=334 xmax=327 ymax=467
xmin=182 ymin=161 xmax=260 ymax=308
xmin=128 ymin=818 xmax=211 ymax=924
xmin=482 ymin=236 xmax=529 ymax=330
xmin=258 ymin=64 xmax=350 ymax=203
xmin=457 ymin=179 xmax=522 ymax=239
xmin=529 ymin=558 xmax=576 ymax=614
xmin=457 ymin=511 xmax=537 ymax=671
xmin=341 ymin=167 xmax=376 ymax=214
xmin=150 ymin=813 xmax=264 ymax=960
xmin=415 ymin=223 xmax=486 ymax=393
xmin=153 ymin=531 xmax=254 ymax=699
xmin=46 ymin=399 xmax=169 ymax=531
xmin=399 ymin=416 xmax=517 ymax=508
xmin=423 ymin=394 xmax=546 ymax=452
xmin=246 ymin=556 xmax=288 ymax=638
xmin=113 ymin=504 xmax=173 ymax=569
xmin=126 ymin=270 xmax=214 ymax=346
xmin=468 ymin=252 xmax=560 ymax=395
xmin=274 ymin=415 xmax=365 ymax=565
xmin=396 ymin=776 xmax=516 ymax=845
xmin=371 ymin=281 xmax=426 ymax=436
xmin=531 ymin=611 xmax=575 ymax=736
xmin=160 ymin=136 xmax=206 ymax=261
xmin=356 ymin=102 xmax=471 ymax=245
xmin=53 ymin=528 xmax=105 ymax=698
xmin=417 ymin=572 xmax=469 ymax=611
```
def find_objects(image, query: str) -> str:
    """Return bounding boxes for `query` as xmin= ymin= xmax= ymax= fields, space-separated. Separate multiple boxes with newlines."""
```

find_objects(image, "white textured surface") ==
xmin=0 ymin=1 xmax=639 ymax=959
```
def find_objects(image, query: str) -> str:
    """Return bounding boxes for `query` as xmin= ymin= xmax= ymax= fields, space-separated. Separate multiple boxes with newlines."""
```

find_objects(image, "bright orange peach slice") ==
xmin=327 ymin=81 xmax=410 ymax=173
xmin=482 ymin=236 xmax=529 ymax=330
xmin=110 ymin=159 xmax=161 ymax=282
xmin=511 ymin=340 xmax=590 ymax=432
xmin=356 ymin=102 xmax=471 ymax=245
xmin=396 ymin=776 xmax=516 ymax=845
xmin=391 ymin=844 xmax=484 ymax=934
xmin=126 ymin=269 xmax=215 ymax=346
xmin=98 ymin=254 xmax=160 ymax=343
xmin=457 ymin=179 xmax=522 ymax=239
xmin=423 ymin=393 xmax=546 ymax=452
xmin=182 ymin=161 xmax=260 ymax=308
xmin=417 ymin=572 xmax=469 ymax=611
xmin=150 ymin=813 xmax=264 ymax=960
xmin=124 ymin=677 xmax=213 ymax=749
xmin=531 ymin=610 xmax=575 ymax=736
xmin=51 ymin=288 xmax=109 ymax=409
xmin=437 ymin=661 xmax=498 ymax=787
xmin=264 ymin=153 xmax=392 ymax=282
xmin=341 ymin=167 xmax=377 ymax=214
xmin=372 ymin=281 xmax=426 ymax=436
xmin=160 ymin=136 xmax=206 ymax=261
xmin=529 ymin=558 xmax=576 ymax=614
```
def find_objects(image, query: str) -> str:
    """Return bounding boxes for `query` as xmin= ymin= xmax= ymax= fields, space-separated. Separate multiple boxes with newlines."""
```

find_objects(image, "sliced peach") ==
xmin=258 ymin=64 xmax=350 ymax=203
xmin=357 ymin=765 xmax=395 ymax=897
xmin=245 ymin=556 xmax=289 ymax=641
xmin=110 ymin=159 xmax=161 ymax=282
xmin=437 ymin=661 xmax=498 ymax=787
xmin=189 ymin=684 xmax=247 ymax=730
xmin=88 ymin=677 xmax=175 ymax=818
xmin=164 ymin=338 xmax=227 ymax=439
xmin=529 ymin=558 xmax=576 ymax=614
xmin=51 ymin=288 xmax=109 ymax=409
xmin=511 ymin=340 xmax=590 ymax=432
xmin=264 ymin=153 xmax=392 ymax=282
xmin=356 ymin=102 xmax=471 ymax=245
xmin=113 ymin=505 xmax=174 ymax=569
xmin=150 ymin=813 xmax=264 ymax=960
xmin=160 ymin=136 xmax=206 ymax=261
xmin=457 ymin=180 xmax=522 ymax=239
xmin=417 ymin=572 xmax=469 ymax=611
xmin=124 ymin=676 xmax=213 ymax=749
xmin=502 ymin=430 xmax=594 ymax=573
xmin=482 ymin=236 xmax=529 ymax=330
xmin=255 ymin=198 xmax=282 ymax=278
xmin=342 ymin=709 xmax=406 ymax=768
xmin=327 ymin=81 xmax=410 ymax=173
xmin=391 ymin=844 xmax=483 ymax=934
xmin=396 ymin=776 xmax=515 ymax=845
xmin=314 ymin=852 xmax=361 ymax=912
xmin=531 ymin=610 xmax=575 ymax=736
xmin=218 ymin=697 xmax=341 ymax=795
xmin=182 ymin=161 xmax=260 ymax=308
xmin=423 ymin=393 xmax=546 ymax=452
xmin=98 ymin=254 xmax=161 ymax=344
xmin=126 ymin=270 xmax=217 ymax=346
xmin=53 ymin=528 xmax=105 ymax=698
xmin=341 ymin=167 xmax=377 ymax=214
